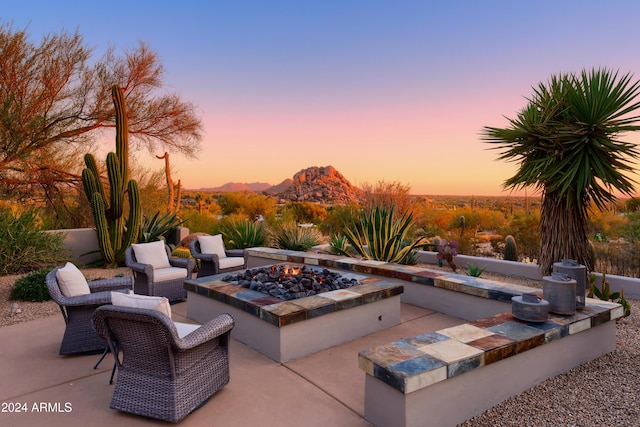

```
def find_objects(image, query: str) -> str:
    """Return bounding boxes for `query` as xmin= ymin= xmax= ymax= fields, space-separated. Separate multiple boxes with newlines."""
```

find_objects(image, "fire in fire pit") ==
xmin=221 ymin=265 xmax=361 ymax=301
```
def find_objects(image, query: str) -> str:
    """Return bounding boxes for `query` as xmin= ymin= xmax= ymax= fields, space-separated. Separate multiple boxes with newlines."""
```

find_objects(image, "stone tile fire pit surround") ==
xmin=184 ymin=247 xmax=622 ymax=427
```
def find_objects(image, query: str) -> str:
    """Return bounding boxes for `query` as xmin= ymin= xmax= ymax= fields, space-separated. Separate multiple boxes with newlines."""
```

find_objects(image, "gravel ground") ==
xmin=2 ymin=265 xmax=638 ymax=426
xmin=421 ymin=265 xmax=640 ymax=427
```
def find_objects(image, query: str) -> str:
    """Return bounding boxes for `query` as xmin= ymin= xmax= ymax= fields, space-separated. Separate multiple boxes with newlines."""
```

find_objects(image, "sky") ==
xmin=5 ymin=1 xmax=640 ymax=196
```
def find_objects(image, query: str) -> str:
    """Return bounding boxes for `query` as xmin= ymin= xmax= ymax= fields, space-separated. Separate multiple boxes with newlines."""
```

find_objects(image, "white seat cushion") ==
xmin=110 ymin=291 xmax=172 ymax=318
xmin=132 ymin=241 xmax=171 ymax=269
xmin=174 ymin=322 xmax=200 ymax=338
xmin=218 ymin=256 xmax=245 ymax=270
xmin=56 ymin=262 xmax=91 ymax=297
xmin=197 ymin=234 xmax=227 ymax=258
xmin=153 ymin=267 xmax=188 ymax=282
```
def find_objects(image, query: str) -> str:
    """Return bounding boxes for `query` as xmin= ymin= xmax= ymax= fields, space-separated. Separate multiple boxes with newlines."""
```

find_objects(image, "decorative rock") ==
xmin=223 ymin=265 xmax=361 ymax=301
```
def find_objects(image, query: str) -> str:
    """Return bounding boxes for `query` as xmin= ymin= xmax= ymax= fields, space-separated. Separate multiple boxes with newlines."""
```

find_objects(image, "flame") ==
xmin=282 ymin=267 xmax=301 ymax=276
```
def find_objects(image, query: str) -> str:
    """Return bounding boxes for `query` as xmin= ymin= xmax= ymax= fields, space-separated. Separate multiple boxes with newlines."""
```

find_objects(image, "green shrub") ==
xmin=271 ymin=222 xmax=322 ymax=251
xmin=177 ymin=210 xmax=219 ymax=235
xmin=0 ymin=209 xmax=71 ymax=275
xmin=10 ymin=269 xmax=51 ymax=302
xmin=318 ymin=204 xmax=360 ymax=236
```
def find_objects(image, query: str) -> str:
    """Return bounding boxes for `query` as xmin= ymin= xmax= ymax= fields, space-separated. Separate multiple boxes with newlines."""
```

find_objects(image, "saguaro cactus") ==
xmin=82 ymin=85 xmax=142 ymax=267
xmin=504 ymin=235 xmax=518 ymax=262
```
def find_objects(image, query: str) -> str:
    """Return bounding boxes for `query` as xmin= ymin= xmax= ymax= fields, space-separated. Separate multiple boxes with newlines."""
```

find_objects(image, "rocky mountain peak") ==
xmin=276 ymin=165 xmax=363 ymax=204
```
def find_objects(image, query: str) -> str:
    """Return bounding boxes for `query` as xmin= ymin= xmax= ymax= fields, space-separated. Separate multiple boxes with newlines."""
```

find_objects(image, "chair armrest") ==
xmin=175 ymin=313 xmax=234 ymax=350
xmin=190 ymin=252 xmax=219 ymax=263
xmin=225 ymin=249 xmax=245 ymax=258
xmin=88 ymin=276 xmax=134 ymax=293
xmin=169 ymin=256 xmax=196 ymax=274
xmin=56 ymin=290 xmax=116 ymax=307
xmin=127 ymin=261 xmax=154 ymax=276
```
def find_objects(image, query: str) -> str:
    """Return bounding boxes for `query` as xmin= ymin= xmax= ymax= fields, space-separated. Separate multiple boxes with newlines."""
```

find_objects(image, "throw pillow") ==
xmin=131 ymin=240 xmax=171 ymax=269
xmin=110 ymin=291 xmax=172 ymax=318
xmin=56 ymin=262 xmax=91 ymax=297
xmin=197 ymin=234 xmax=227 ymax=258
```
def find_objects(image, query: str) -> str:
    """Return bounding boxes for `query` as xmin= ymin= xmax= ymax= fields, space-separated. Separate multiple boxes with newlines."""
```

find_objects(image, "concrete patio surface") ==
xmin=0 ymin=302 xmax=465 ymax=427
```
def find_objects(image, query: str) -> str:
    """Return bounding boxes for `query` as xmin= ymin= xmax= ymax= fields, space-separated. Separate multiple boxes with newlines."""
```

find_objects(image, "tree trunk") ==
xmin=539 ymin=191 xmax=592 ymax=275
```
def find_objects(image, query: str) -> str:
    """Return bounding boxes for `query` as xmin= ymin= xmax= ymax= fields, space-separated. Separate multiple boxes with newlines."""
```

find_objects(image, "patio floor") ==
xmin=0 ymin=301 xmax=465 ymax=426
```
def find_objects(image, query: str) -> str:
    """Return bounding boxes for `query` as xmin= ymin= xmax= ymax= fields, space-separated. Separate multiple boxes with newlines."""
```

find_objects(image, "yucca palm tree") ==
xmin=483 ymin=68 xmax=640 ymax=274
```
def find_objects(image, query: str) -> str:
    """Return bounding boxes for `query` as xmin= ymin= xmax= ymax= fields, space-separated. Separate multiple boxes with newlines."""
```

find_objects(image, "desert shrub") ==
xmin=280 ymin=202 xmax=328 ymax=225
xmin=216 ymin=192 xmax=277 ymax=219
xmin=178 ymin=210 xmax=220 ymax=234
xmin=271 ymin=222 xmax=322 ymax=251
xmin=0 ymin=209 xmax=71 ymax=275
xmin=361 ymin=180 xmax=412 ymax=215
xmin=10 ymin=269 xmax=51 ymax=302
xmin=318 ymin=204 xmax=360 ymax=236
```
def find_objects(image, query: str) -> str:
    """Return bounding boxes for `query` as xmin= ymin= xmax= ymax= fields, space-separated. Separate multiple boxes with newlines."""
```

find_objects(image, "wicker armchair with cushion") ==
xmin=93 ymin=299 xmax=234 ymax=423
xmin=125 ymin=241 xmax=196 ymax=302
xmin=46 ymin=263 xmax=133 ymax=355
xmin=190 ymin=234 xmax=247 ymax=278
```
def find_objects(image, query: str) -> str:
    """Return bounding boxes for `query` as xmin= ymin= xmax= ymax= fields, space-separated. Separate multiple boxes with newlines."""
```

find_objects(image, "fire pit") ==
xmin=184 ymin=262 xmax=404 ymax=362
xmin=221 ymin=265 xmax=361 ymax=300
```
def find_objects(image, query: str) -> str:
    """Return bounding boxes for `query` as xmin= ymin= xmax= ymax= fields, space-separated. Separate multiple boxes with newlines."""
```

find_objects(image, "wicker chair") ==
xmin=45 ymin=267 xmax=133 ymax=355
xmin=125 ymin=243 xmax=196 ymax=302
xmin=93 ymin=305 xmax=234 ymax=423
xmin=190 ymin=238 xmax=247 ymax=278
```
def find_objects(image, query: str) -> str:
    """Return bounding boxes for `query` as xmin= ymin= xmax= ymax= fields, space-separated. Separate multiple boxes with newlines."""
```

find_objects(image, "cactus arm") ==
xmin=81 ymin=168 xmax=100 ymax=203
xmin=106 ymin=152 xmax=124 ymax=219
xmin=122 ymin=180 xmax=142 ymax=249
xmin=82 ymin=153 xmax=106 ymax=203
xmin=91 ymin=192 xmax=115 ymax=265
xmin=112 ymin=85 xmax=128 ymax=183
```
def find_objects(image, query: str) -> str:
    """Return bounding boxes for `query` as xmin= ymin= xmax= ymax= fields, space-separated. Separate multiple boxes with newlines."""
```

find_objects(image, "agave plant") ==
xmin=328 ymin=234 xmax=351 ymax=255
xmin=271 ymin=221 xmax=322 ymax=251
xmin=138 ymin=211 xmax=185 ymax=244
xmin=338 ymin=205 xmax=427 ymax=265
xmin=220 ymin=218 xmax=267 ymax=249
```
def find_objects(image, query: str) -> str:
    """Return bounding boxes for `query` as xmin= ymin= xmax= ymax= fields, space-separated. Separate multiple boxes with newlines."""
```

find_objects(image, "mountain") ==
xmin=263 ymin=178 xmax=293 ymax=195
xmin=198 ymin=166 xmax=363 ymax=204
xmin=202 ymin=182 xmax=272 ymax=192
xmin=273 ymin=165 xmax=364 ymax=204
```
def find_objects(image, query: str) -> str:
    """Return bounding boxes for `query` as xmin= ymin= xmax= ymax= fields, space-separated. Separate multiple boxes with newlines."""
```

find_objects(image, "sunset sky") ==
xmin=6 ymin=1 xmax=640 ymax=196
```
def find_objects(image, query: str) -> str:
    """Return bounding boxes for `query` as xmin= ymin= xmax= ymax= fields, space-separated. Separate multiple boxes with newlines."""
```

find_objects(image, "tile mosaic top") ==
xmin=358 ymin=298 xmax=622 ymax=394
xmin=183 ymin=263 xmax=404 ymax=327
xmin=237 ymin=248 xmax=624 ymax=394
